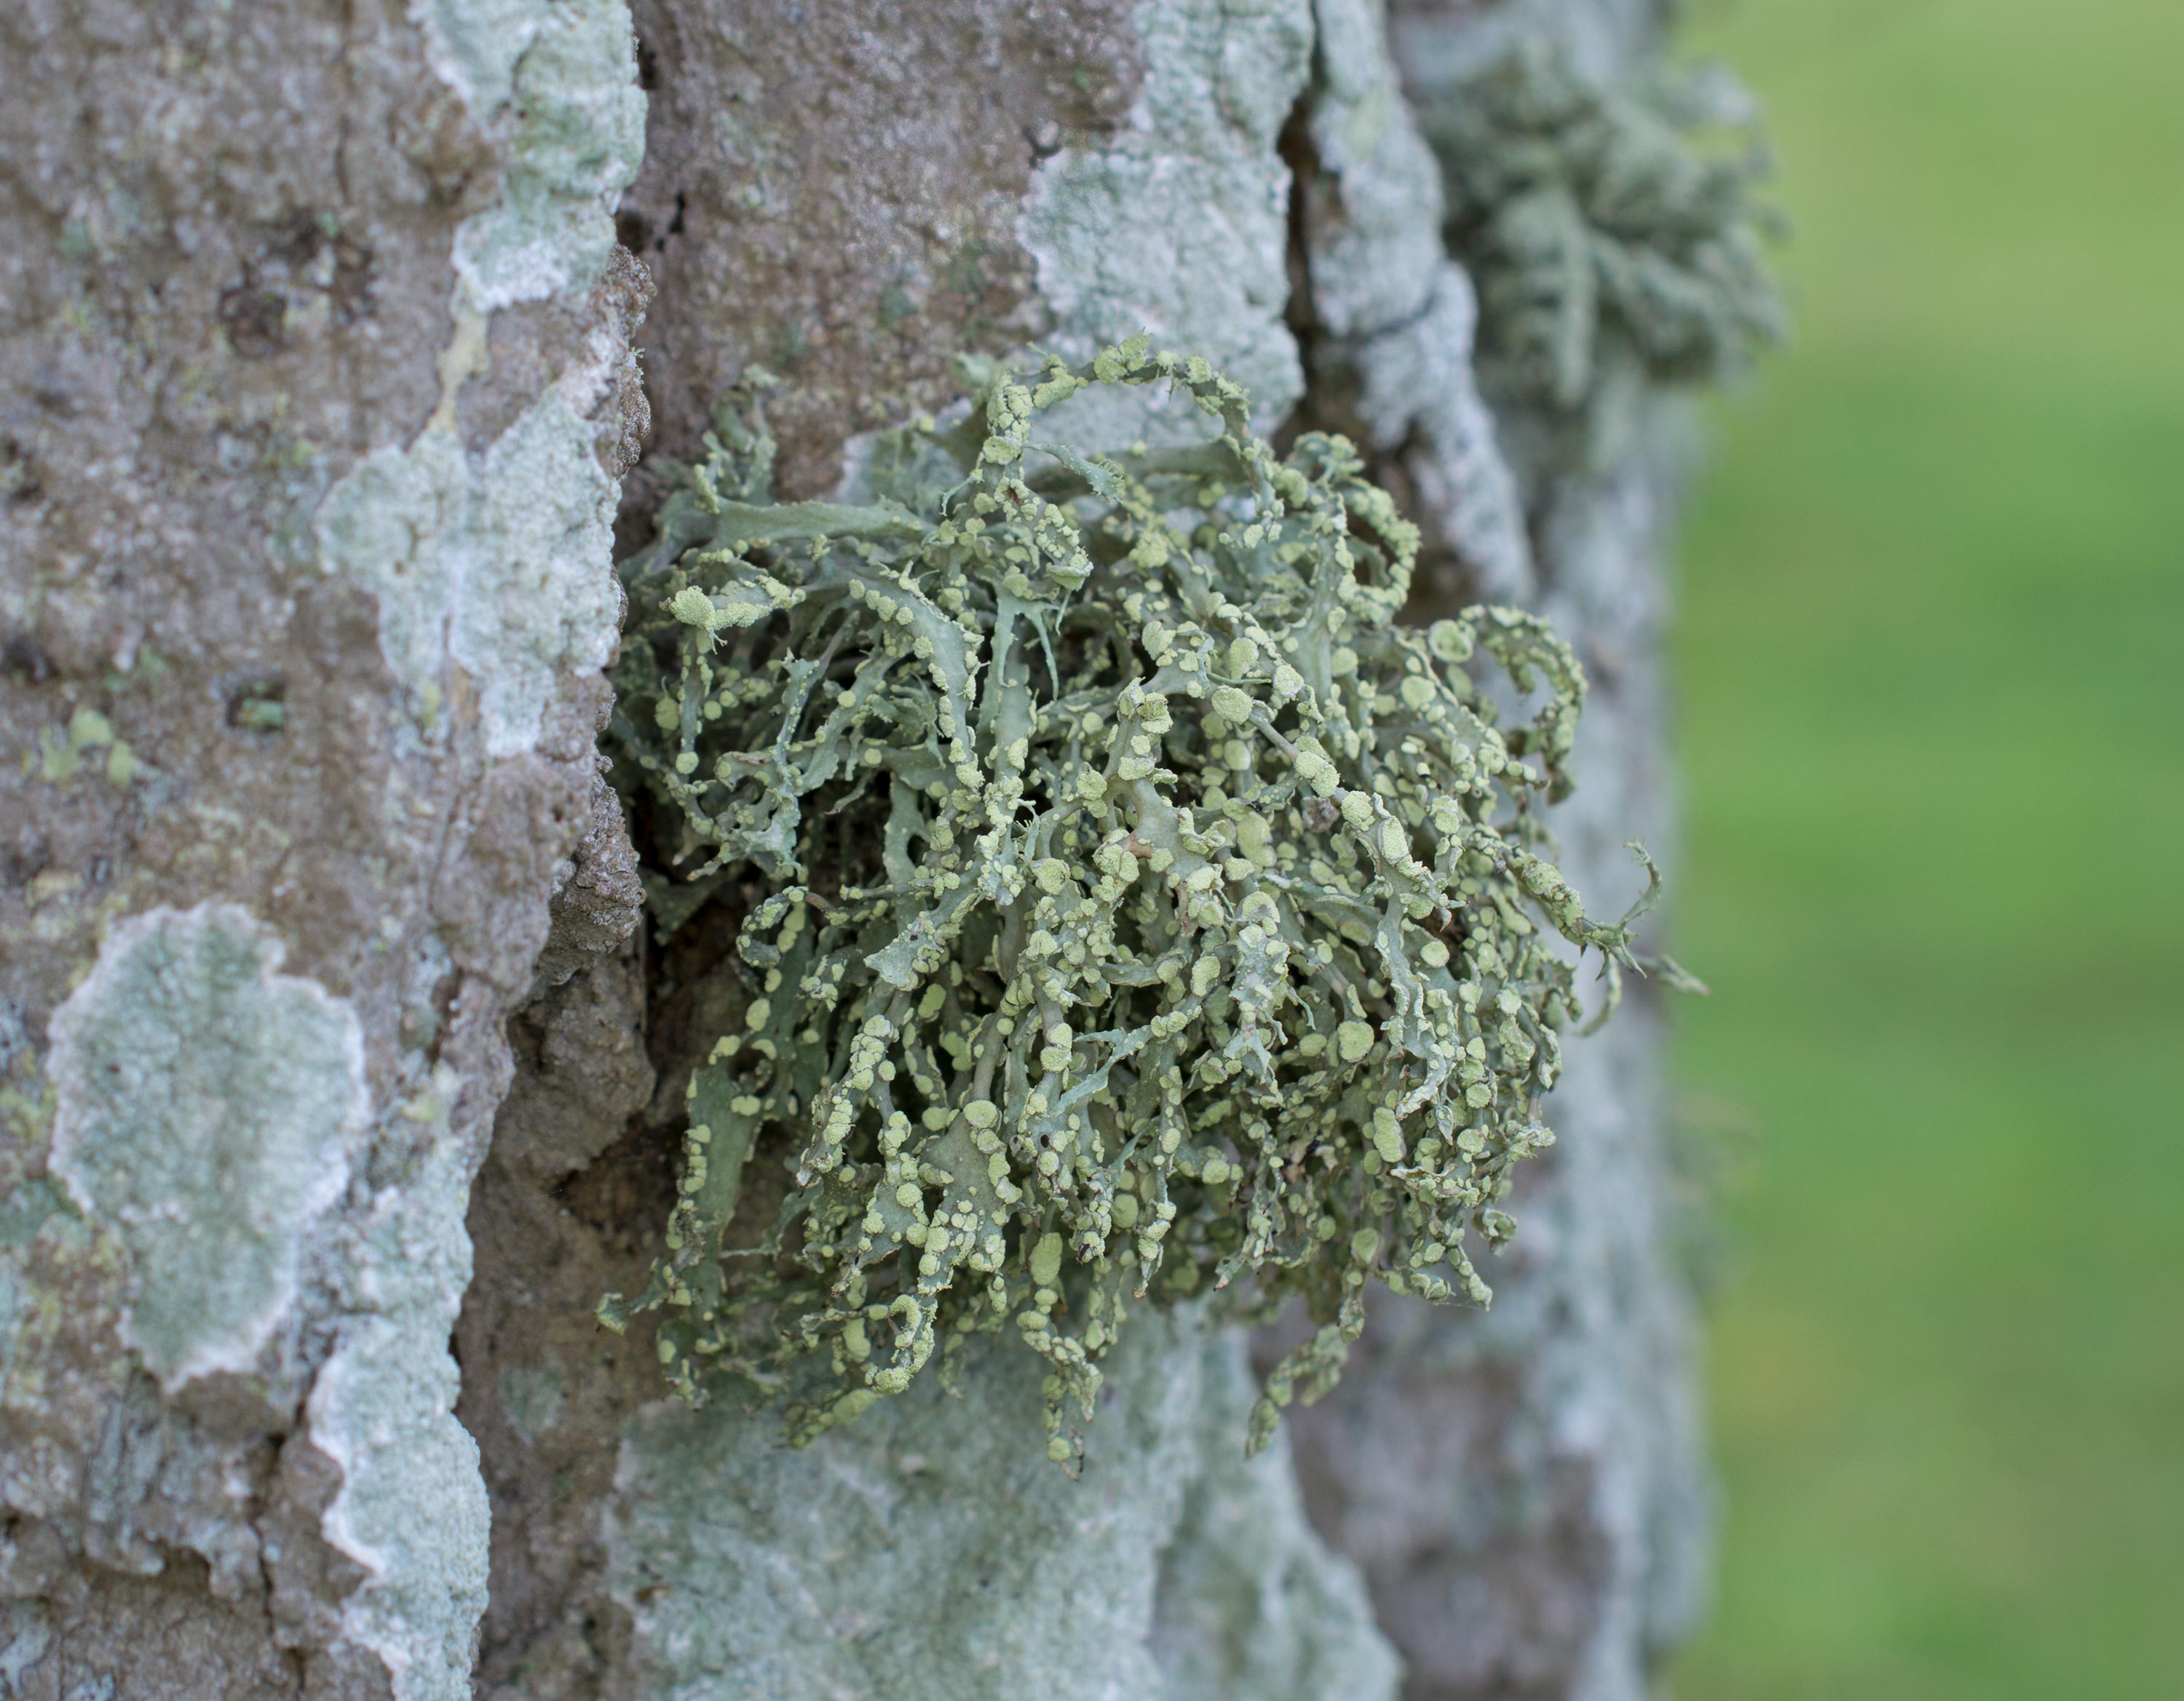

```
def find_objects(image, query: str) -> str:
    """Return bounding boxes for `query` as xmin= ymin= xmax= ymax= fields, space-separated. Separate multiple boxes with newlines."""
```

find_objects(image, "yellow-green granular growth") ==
xmin=603 ymin=343 xmax=1683 ymax=1467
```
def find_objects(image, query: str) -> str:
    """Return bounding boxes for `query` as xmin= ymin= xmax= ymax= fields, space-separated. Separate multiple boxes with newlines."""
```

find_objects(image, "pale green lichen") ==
xmin=605 ymin=344 xmax=1681 ymax=1463
xmin=309 ymin=1064 xmax=490 ymax=1701
xmin=1425 ymin=37 xmax=1784 ymax=416
xmin=319 ymin=0 xmax=641 ymax=756
xmin=1022 ymin=0 xmax=1313 ymax=443
xmin=45 ymin=905 xmax=368 ymax=1390
xmin=27 ymin=705 xmax=135 ymax=788
xmin=317 ymin=393 xmax=625 ymax=757
xmin=415 ymin=0 xmax=645 ymax=311
xmin=608 ymin=1308 xmax=1395 ymax=1701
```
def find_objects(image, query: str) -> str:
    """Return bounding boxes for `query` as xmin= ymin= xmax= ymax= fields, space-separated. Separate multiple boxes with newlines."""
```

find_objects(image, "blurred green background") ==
xmin=1666 ymin=1 xmax=2184 ymax=1696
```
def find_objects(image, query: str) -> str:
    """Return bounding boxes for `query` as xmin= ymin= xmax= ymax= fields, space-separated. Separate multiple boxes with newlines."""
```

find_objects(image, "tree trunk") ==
xmin=1272 ymin=8 xmax=1717 ymax=1697
xmin=0 ymin=1 xmax=1709 ymax=1697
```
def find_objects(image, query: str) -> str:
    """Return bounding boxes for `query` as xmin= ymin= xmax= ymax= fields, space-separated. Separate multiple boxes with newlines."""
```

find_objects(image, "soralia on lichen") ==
xmin=603 ymin=342 xmax=1686 ymax=1465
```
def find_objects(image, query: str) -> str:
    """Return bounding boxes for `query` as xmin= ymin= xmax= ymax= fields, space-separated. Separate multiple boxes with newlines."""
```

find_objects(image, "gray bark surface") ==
xmin=1275 ymin=7 xmax=1714 ymax=1695
xmin=1 ymin=0 xmax=648 ymax=1692
xmin=0 ymin=1 xmax=1708 ymax=1696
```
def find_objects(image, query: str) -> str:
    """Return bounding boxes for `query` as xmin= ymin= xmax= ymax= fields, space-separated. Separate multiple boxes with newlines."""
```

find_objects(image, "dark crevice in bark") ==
xmin=1274 ymin=79 xmax=1325 ymax=461
xmin=1270 ymin=63 xmax=1459 ymax=617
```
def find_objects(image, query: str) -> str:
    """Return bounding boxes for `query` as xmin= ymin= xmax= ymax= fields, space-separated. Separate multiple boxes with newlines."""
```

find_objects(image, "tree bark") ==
xmin=1273 ymin=8 xmax=1715 ymax=1696
xmin=0 ymin=1 xmax=1707 ymax=1697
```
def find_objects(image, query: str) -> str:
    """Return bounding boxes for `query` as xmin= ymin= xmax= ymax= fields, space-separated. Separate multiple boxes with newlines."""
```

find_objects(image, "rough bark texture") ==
xmin=1 ymin=0 xmax=1708 ymax=1697
xmin=1272 ymin=7 xmax=1714 ymax=1698
xmin=1 ymin=0 xmax=648 ymax=1692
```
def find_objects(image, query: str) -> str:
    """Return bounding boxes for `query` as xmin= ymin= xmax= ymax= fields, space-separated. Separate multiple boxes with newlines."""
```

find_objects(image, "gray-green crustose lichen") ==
xmin=603 ymin=343 xmax=1677 ymax=1464
xmin=1427 ymin=38 xmax=1784 ymax=417
xmin=45 ymin=905 xmax=369 ymax=1390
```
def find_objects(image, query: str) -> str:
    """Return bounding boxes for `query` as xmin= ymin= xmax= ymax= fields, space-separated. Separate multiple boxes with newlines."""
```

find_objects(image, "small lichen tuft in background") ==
xmin=602 ymin=344 xmax=1689 ymax=1467
xmin=1425 ymin=37 xmax=1785 ymax=430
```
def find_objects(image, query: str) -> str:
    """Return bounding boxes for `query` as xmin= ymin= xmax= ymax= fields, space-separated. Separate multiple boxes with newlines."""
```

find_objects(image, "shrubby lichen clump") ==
xmin=604 ymin=344 xmax=1674 ymax=1464
xmin=1428 ymin=39 xmax=1784 ymax=419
